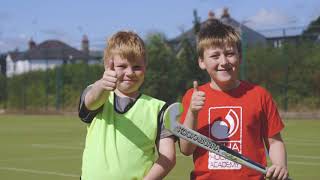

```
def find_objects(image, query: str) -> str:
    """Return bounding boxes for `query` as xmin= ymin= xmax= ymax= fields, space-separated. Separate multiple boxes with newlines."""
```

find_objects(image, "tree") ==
xmin=193 ymin=9 xmax=201 ymax=34
xmin=175 ymin=37 xmax=207 ymax=98
xmin=302 ymin=16 xmax=320 ymax=40
xmin=143 ymin=33 xmax=178 ymax=102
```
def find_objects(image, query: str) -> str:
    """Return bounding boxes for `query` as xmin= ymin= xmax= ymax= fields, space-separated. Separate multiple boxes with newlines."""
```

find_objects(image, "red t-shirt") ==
xmin=181 ymin=81 xmax=284 ymax=180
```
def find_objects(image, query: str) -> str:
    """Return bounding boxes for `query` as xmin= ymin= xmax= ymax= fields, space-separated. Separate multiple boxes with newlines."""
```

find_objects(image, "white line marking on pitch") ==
xmin=0 ymin=155 xmax=80 ymax=162
xmin=31 ymin=144 xmax=82 ymax=150
xmin=289 ymin=154 xmax=320 ymax=160
xmin=285 ymin=137 xmax=320 ymax=142
xmin=285 ymin=142 xmax=320 ymax=146
xmin=288 ymin=161 xmax=320 ymax=166
xmin=0 ymin=167 xmax=79 ymax=177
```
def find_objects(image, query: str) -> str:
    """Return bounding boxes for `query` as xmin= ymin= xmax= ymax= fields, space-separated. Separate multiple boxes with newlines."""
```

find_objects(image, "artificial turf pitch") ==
xmin=0 ymin=115 xmax=319 ymax=180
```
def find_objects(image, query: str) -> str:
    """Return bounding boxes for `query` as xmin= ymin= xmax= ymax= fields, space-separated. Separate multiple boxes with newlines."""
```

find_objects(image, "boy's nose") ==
xmin=220 ymin=55 xmax=228 ymax=65
xmin=126 ymin=68 xmax=134 ymax=75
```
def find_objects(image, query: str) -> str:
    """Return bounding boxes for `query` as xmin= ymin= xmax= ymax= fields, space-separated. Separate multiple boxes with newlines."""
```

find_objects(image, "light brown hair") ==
xmin=197 ymin=19 xmax=241 ymax=59
xmin=103 ymin=31 xmax=146 ymax=66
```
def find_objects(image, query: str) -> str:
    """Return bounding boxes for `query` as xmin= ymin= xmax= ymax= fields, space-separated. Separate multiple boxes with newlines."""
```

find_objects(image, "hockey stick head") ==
xmin=163 ymin=102 xmax=183 ymax=131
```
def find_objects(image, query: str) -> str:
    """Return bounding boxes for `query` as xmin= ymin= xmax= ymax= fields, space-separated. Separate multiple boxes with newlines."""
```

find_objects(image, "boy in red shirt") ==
xmin=179 ymin=19 xmax=289 ymax=180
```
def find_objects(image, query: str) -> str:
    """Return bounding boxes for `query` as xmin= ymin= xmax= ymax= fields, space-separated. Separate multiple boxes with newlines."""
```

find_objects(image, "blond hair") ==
xmin=197 ymin=19 xmax=241 ymax=59
xmin=103 ymin=31 xmax=146 ymax=65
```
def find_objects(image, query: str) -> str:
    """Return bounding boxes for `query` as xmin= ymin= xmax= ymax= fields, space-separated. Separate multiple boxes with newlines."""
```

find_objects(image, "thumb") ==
xmin=193 ymin=81 xmax=198 ymax=92
xmin=107 ymin=59 xmax=115 ymax=71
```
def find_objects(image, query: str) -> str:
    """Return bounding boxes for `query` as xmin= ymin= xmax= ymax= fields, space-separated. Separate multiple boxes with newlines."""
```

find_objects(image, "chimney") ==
xmin=208 ymin=10 xmax=215 ymax=19
xmin=82 ymin=34 xmax=89 ymax=55
xmin=221 ymin=8 xmax=230 ymax=18
xmin=28 ymin=38 xmax=36 ymax=50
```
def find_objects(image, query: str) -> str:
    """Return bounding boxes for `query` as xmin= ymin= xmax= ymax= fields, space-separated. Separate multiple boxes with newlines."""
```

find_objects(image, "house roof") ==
xmin=7 ymin=51 xmax=24 ymax=61
xmin=8 ymin=40 xmax=97 ymax=61
xmin=170 ymin=11 xmax=266 ymax=48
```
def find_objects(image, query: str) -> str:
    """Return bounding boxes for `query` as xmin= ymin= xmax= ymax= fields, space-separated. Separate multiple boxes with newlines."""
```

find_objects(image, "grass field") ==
xmin=0 ymin=115 xmax=319 ymax=180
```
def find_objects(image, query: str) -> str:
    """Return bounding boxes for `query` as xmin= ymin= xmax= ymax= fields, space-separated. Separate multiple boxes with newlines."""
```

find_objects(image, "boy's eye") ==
xmin=116 ymin=65 xmax=126 ymax=69
xmin=210 ymin=54 xmax=220 ymax=59
xmin=133 ymin=66 xmax=142 ymax=70
xmin=225 ymin=52 xmax=235 ymax=57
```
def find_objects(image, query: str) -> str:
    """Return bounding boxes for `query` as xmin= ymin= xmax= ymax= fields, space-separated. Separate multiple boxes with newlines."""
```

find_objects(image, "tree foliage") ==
xmin=303 ymin=16 xmax=320 ymax=37
xmin=0 ymin=37 xmax=319 ymax=111
xmin=143 ymin=33 xmax=178 ymax=103
xmin=246 ymin=42 xmax=320 ymax=110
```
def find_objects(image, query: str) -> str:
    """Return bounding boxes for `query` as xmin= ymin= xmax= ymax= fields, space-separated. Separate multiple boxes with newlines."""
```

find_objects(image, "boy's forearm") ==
xmin=265 ymin=133 xmax=289 ymax=179
xmin=183 ymin=109 xmax=198 ymax=130
xmin=144 ymin=138 xmax=176 ymax=180
xmin=143 ymin=159 xmax=175 ymax=180
xmin=269 ymin=139 xmax=287 ymax=166
xmin=179 ymin=110 xmax=198 ymax=155
xmin=85 ymin=80 xmax=110 ymax=110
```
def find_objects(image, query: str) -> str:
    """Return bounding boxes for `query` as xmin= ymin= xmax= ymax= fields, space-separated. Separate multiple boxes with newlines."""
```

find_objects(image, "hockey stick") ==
xmin=163 ymin=102 xmax=292 ymax=179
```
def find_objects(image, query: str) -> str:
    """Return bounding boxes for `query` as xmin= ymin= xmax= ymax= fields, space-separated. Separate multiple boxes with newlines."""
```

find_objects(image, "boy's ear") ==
xmin=198 ymin=57 xmax=206 ymax=70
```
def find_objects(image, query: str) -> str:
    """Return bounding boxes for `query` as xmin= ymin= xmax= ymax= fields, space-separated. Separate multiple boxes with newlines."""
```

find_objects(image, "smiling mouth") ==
xmin=217 ymin=69 xmax=232 ymax=71
xmin=122 ymin=79 xmax=137 ymax=82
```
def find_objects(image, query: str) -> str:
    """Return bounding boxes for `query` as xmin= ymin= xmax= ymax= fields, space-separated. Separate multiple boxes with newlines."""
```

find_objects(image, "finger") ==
xmin=277 ymin=168 xmax=286 ymax=180
xmin=266 ymin=166 xmax=274 ymax=179
xmin=104 ymin=75 xmax=118 ymax=84
xmin=107 ymin=59 xmax=115 ymax=71
xmin=193 ymin=92 xmax=205 ymax=100
xmin=193 ymin=100 xmax=205 ymax=107
xmin=193 ymin=81 xmax=198 ymax=92
xmin=283 ymin=172 xmax=289 ymax=180
xmin=105 ymin=60 xmax=118 ymax=82
xmin=100 ymin=80 xmax=116 ymax=91
xmin=104 ymin=70 xmax=117 ymax=78
xmin=197 ymin=96 xmax=206 ymax=103
xmin=271 ymin=167 xmax=281 ymax=180
xmin=197 ymin=91 xmax=206 ymax=97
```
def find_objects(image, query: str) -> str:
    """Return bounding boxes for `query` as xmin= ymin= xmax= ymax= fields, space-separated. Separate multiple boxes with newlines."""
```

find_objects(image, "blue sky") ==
xmin=1 ymin=0 xmax=320 ymax=52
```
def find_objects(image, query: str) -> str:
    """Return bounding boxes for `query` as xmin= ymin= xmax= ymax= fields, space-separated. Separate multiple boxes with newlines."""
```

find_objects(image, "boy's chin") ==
xmin=213 ymin=77 xmax=239 ymax=86
xmin=116 ymin=86 xmax=140 ymax=96
xmin=214 ymin=76 xmax=233 ymax=83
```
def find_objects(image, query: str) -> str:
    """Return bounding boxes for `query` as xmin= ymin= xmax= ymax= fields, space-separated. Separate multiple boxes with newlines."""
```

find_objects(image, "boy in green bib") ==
xmin=78 ymin=31 xmax=176 ymax=180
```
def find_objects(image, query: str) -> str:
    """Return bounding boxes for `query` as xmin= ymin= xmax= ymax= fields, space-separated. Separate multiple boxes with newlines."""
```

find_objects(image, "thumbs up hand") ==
xmin=190 ymin=81 xmax=206 ymax=115
xmin=97 ymin=59 xmax=118 ymax=91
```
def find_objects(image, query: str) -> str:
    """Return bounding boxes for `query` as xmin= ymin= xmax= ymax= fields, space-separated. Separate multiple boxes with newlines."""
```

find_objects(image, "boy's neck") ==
xmin=210 ymin=80 xmax=241 ymax=92
xmin=114 ymin=89 xmax=140 ymax=100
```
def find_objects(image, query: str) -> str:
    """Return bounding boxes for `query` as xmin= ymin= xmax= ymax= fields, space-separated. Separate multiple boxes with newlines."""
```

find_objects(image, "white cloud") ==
xmin=247 ymin=9 xmax=297 ymax=29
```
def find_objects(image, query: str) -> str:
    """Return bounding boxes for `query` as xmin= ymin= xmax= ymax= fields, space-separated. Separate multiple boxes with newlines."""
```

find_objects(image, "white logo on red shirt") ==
xmin=210 ymin=109 xmax=239 ymax=139
xmin=208 ymin=106 xmax=242 ymax=170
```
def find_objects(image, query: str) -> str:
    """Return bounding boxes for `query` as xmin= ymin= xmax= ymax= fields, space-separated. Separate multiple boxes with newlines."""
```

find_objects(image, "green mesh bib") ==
xmin=81 ymin=92 xmax=165 ymax=180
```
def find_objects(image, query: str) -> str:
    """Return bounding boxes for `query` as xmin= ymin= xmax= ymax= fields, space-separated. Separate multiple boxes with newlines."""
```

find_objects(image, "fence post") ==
xmin=45 ymin=59 xmax=48 ymax=111
xmin=240 ymin=29 xmax=247 ymax=80
xmin=55 ymin=67 xmax=61 ymax=111
xmin=282 ymin=28 xmax=289 ymax=112
xmin=4 ymin=75 xmax=7 ymax=109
